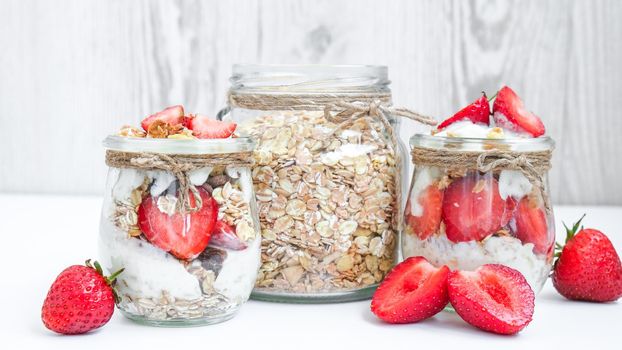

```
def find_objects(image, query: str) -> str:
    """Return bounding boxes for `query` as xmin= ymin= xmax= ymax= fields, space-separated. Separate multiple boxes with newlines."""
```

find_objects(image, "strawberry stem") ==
xmin=563 ymin=213 xmax=586 ymax=244
xmin=105 ymin=268 xmax=125 ymax=285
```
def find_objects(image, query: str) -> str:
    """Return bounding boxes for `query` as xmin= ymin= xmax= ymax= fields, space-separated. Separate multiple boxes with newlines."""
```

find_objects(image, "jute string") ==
xmin=411 ymin=147 xmax=554 ymax=213
xmin=105 ymin=150 xmax=253 ymax=213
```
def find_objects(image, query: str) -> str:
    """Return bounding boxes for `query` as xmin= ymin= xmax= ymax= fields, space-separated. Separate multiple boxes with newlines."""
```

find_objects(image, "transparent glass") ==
xmin=99 ymin=136 xmax=261 ymax=326
xmin=226 ymin=64 xmax=404 ymax=302
xmin=402 ymin=134 xmax=555 ymax=294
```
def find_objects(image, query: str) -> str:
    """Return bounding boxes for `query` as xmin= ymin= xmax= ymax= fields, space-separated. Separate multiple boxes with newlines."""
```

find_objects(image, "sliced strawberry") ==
xmin=448 ymin=264 xmax=535 ymax=335
xmin=442 ymin=174 xmax=509 ymax=242
xmin=371 ymin=256 xmax=449 ymax=324
xmin=406 ymin=184 xmax=444 ymax=239
xmin=493 ymin=86 xmax=545 ymax=137
xmin=209 ymin=221 xmax=248 ymax=251
xmin=140 ymin=105 xmax=185 ymax=131
xmin=501 ymin=196 xmax=517 ymax=227
xmin=137 ymin=187 xmax=218 ymax=260
xmin=187 ymin=114 xmax=236 ymax=139
xmin=437 ymin=94 xmax=490 ymax=130
xmin=513 ymin=197 xmax=551 ymax=255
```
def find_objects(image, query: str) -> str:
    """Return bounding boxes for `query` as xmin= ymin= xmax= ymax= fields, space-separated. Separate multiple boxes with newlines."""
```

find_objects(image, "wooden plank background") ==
xmin=1 ymin=0 xmax=621 ymax=205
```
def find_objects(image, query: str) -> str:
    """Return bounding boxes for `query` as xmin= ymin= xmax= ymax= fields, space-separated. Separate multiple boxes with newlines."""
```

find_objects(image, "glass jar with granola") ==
xmin=224 ymin=64 xmax=436 ymax=302
xmin=99 ymin=106 xmax=261 ymax=326
xmin=402 ymin=86 xmax=555 ymax=294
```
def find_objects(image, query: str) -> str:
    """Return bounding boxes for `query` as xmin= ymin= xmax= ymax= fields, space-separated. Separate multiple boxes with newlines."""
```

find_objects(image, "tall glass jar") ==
xmin=223 ymin=64 xmax=406 ymax=302
xmin=402 ymin=135 xmax=555 ymax=293
xmin=99 ymin=136 xmax=261 ymax=326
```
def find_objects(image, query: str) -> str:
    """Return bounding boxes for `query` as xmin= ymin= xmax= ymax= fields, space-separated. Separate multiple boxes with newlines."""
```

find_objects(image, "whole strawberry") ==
xmin=41 ymin=260 xmax=123 ymax=334
xmin=552 ymin=215 xmax=622 ymax=302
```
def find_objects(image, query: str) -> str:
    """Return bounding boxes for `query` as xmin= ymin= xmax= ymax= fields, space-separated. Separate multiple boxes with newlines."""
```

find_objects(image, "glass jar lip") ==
xmin=410 ymin=133 xmax=555 ymax=151
xmin=232 ymin=63 xmax=387 ymax=75
xmin=103 ymin=135 xmax=255 ymax=154
xmin=230 ymin=64 xmax=390 ymax=92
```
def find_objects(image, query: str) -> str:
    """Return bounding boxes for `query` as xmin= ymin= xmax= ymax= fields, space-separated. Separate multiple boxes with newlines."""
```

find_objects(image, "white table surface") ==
xmin=2 ymin=194 xmax=621 ymax=349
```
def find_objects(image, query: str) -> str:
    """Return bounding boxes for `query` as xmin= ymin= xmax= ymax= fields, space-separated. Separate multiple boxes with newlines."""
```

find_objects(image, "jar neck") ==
xmin=229 ymin=64 xmax=390 ymax=94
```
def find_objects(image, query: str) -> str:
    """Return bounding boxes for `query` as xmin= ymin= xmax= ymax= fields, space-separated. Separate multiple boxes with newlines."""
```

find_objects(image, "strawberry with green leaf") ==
xmin=552 ymin=215 xmax=622 ymax=302
xmin=42 ymin=260 xmax=124 ymax=335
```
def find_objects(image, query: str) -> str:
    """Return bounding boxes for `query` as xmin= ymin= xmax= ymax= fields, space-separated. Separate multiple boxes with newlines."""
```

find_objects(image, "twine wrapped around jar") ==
xmin=411 ymin=146 xmax=554 ymax=213
xmin=105 ymin=150 xmax=253 ymax=213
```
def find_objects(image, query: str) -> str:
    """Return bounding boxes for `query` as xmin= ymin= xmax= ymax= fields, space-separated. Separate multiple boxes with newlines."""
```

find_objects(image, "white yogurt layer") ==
xmin=498 ymin=170 xmax=532 ymax=201
xmin=402 ymin=232 xmax=550 ymax=293
xmin=434 ymin=120 xmax=529 ymax=139
xmin=111 ymin=168 xmax=145 ymax=202
xmin=214 ymin=235 xmax=261 ymax=303
xmin=146 ymin=170 xmax=176 ymax=197
xmin=409 ymin=166 xmax=441 ymax=216
xmin=435 ymin=121 xmax=492 ymax=138
xmin=189 ymin=167 xmax=213 ymax=186
xmin=98 ymin=220 xmax=203 ymax=300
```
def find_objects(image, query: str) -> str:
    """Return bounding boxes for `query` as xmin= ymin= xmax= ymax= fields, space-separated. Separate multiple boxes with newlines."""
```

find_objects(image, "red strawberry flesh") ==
xmin=187 ymin=114 xmax=236 ymax=139
xmin=138 ymin=187 xmax=218 ymax=260
xmin=406 ymin=184 xmax=444 ymax=240
xmin=371 ymin=256 xmax=449 ymax=324
xmin=514 ymin=197 xmax=551 ymax=255
xmin=437 ymin=94 xmax=490 ymax=130
xmin=141 ymin=105 xmax=185 ymax=131
xmin=442 ymin=174 xmax=510 ymax=242
xmin=492 ymin=86 xmax=545 ymax=137
xmin=448 ymin=264 xmax=535 ymax=335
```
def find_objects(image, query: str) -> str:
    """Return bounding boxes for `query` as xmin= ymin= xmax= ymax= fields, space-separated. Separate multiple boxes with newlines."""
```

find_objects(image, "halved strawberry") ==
xmin=514 ymin=197 xmax=551 ymax=255
xmin=140 ymin=105 xmax=185 ymax=131
xmin=442 ymin=174 xmax=509 ymax=242
xmin=493 ymin=86 xmax=545 ymax=137
xmin=137 ymin=187 xmax=218 ymax=260
xmin=371 ymin=256 xmax=449 ymax=324
xmin=406 ymin=185 xmax=444 ymax=239
xmin=209 ymin=221 xmax=247 ymax=251
xmin=187 ymin=114 xmax=236 ymax=139
xmin=448 ymin=264 xmax=535 ymax=335
xmin=437 ymin=94 xmax=490 ymax=130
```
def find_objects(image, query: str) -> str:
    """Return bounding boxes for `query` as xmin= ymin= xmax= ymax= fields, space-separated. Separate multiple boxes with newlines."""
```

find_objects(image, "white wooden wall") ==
xmin=1 ymin=0 xmax=621 ymax=205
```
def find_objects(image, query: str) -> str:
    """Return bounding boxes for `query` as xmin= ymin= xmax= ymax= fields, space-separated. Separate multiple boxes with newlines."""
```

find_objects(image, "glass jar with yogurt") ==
xmin=99 ymin=135 xmax=261 ymax=326
xmin=222 ymin=64 xmax=434 ymax=302
xmin=403 ymin=125 xmax=555 ymax=293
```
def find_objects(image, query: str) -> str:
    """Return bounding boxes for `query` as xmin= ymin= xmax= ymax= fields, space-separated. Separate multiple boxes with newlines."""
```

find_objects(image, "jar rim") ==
xmin=410 ymin=133 xmax=555 ymax=151
xmin=230 ymin=64 xmax=390 ymax=92
xmin=232 ymin=63 xmax=387 ymax=75
xmin=103 ymin=135 xmax=255 ymax=154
